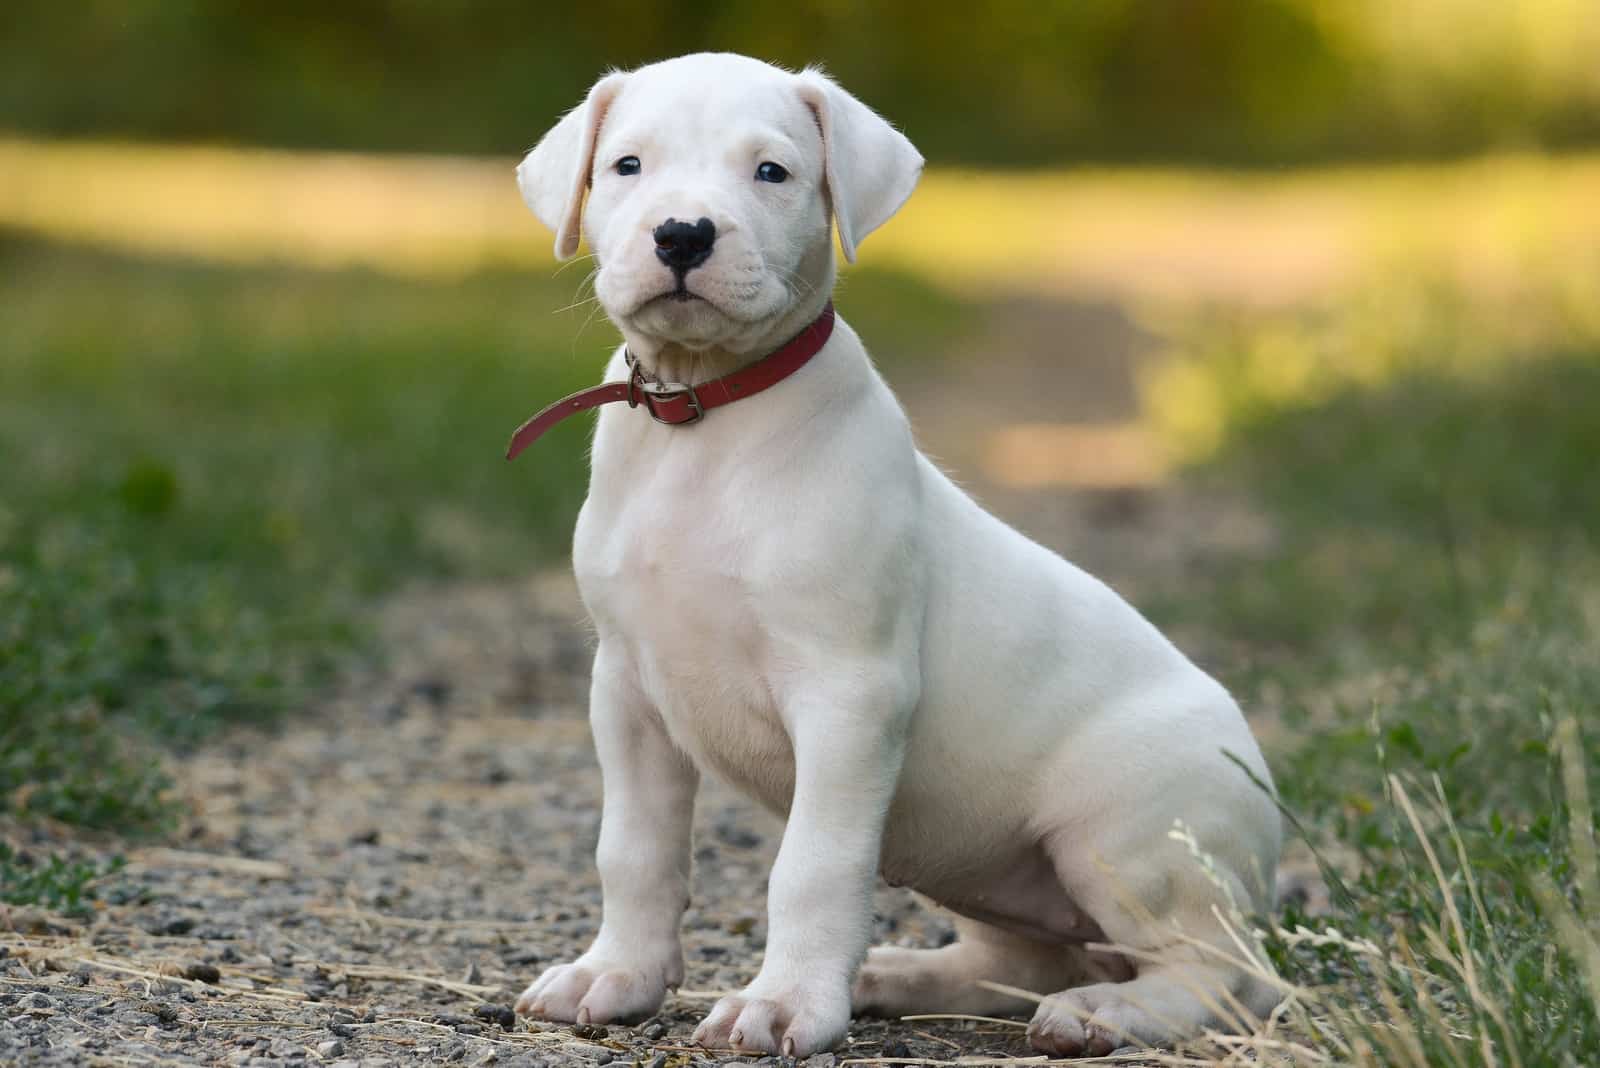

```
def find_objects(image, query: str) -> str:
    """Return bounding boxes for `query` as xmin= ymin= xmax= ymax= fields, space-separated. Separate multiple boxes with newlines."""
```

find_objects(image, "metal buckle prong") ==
xmin=641 ymin=380 xmax=705 ymax=425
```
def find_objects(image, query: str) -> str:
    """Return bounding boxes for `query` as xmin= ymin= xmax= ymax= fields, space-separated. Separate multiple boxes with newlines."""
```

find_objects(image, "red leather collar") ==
xmin=506 ymin=302 xmax=835 ymax=460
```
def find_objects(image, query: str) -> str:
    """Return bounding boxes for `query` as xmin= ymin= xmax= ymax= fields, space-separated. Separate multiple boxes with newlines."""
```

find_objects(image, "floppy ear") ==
xmin=796 ymin=70 xmax=924 ymax=263
xmin=516 ymin=72 xmax=627 ymax=260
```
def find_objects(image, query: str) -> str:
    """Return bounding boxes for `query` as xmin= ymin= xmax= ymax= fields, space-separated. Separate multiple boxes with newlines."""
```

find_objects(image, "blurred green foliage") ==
xmin=3 ymin=0 xmax=1598 ymax=165
xmin=0 ymin=842 xmax=124 ymax=916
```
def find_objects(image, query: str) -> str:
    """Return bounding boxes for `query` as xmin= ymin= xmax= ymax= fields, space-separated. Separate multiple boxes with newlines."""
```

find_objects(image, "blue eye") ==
xmin=755 ymin=161 xmax=789 ymax=183
xmin=615 ymin=156 xmax=641 ymax=176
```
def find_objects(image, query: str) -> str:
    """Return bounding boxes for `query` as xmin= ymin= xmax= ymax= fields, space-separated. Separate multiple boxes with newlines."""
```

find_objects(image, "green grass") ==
xmin=1151 ymin=296 xmax=1600 ymax=1064
xmin=0 ymin=841 xmax=124 ymax=916
xmin=0 ymin=234 xmax=971 ymax=835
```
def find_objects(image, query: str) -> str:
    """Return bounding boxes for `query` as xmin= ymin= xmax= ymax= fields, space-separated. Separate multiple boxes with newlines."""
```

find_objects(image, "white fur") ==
xmin=511 ymin=52 xmax=1282 ymax=1057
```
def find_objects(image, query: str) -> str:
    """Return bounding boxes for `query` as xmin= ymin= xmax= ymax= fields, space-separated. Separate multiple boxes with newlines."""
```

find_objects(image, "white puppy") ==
xmin=509 ymin=52 xmax=1281 ymax=1057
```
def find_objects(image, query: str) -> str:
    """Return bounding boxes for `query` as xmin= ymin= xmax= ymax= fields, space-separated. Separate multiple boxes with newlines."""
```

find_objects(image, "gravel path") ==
xmin=0 ymin=573 xmax=1043 ymax=1067
xmin=1 ymin=298 xmax=1288 ymax=1066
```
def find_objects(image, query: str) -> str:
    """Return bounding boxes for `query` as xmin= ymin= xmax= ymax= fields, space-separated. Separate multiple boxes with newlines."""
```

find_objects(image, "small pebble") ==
xmin=571 ymin=1023 xmax=608 ymax=1040
xmin=594 ymin=1053 xmax=614 ymax=1066
xmin=881 ymin=1039 xmax=911 ymax=1059
xmin=641 ymin=1021 xmax=665 ymax=1040
xmin=134 ymin=999 xmax=179 ymax=1025
xmin=317 ymin=1039 xmax=346 ymax=1058
xmin=183 ymin=962 xmax=222 ymax=984
xmin=411 ymin=677 xmax=452 ymax=704
xmin=474 ymin=1003 xmax=517 ymax=1031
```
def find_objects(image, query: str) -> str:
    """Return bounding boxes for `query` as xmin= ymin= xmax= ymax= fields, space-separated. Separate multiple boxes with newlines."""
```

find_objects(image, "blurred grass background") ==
xmin=3 ymin=3 xmax=1599 ymax=1061
xmin=4 ymin=0 xmax=1600 ymax=165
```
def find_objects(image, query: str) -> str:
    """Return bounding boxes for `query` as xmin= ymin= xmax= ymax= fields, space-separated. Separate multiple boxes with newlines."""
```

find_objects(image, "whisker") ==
xmin=553 ymin=253 xmax=598 ymax=278
xmin=552 ymin=268 xmax=602 ymax=315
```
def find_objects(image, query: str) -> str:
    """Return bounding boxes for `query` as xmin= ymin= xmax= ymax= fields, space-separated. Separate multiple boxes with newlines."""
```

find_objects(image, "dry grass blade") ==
xmin=900 ymin=1013 xmax=1029 ymax=1029
xmin=845 ymin=1055 xmax=1235 ymax=1067
xmin=339 ymin=963 xmax=496 ymax=1001
xmin=1398 ymin=932 xmax=1474 ymax=1068
xmin=841 ymin=1058 xmax=1052 ymax=1067
xmin=1556 ymin=718 xmax=1599 ymax=906
xmin=1532 ymin=718 xmax=1600 ymax=1028
xmin=1534 ymin=878 xmax=1600 ymax=1026
xmin=971 ymin=980 xmax=1047 ymax=1005
xmin=912 ymin=1028 xmax=967 ymax=1050
xmin=1201 ymin=1028 xmax=1330 ymax=1060
xmin=126 ymin=848 xmax=292 ymax=880
xmin=68 ymin=955 xmax=306 ymax=1005
xmin=304 ymin=904 xmax=545 ymax=931
xmin=1391 ymin=775 xmax=1518 ymax=1068
xmin=1429 ymin=771 xmax=1521 ymax=1068
xmin=0 ymin=973 xmax=112 ymax=996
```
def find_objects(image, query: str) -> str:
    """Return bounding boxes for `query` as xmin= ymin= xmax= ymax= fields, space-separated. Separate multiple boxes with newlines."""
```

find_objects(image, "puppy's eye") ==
xmin=615 ymin=156 xmax=641 ymax=176
xmin=755 ymin=161 xmax=789 ymax=184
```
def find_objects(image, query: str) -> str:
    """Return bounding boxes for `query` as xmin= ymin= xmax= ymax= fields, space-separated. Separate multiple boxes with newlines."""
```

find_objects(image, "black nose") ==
xmin=653 ymin=217 xmax=716 ymax=273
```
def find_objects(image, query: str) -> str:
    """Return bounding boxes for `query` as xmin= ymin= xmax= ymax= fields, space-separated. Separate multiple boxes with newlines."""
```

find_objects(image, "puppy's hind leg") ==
xmin=853 ymin=914 xmax=1123 ymax=1019
xmin=1027 ymin=825 xmax=1283 ymax=1057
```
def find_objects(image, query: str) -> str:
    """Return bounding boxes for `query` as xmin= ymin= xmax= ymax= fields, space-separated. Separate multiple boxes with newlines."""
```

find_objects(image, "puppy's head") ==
xmin=517 ymin=53 xmax=923 ymax=354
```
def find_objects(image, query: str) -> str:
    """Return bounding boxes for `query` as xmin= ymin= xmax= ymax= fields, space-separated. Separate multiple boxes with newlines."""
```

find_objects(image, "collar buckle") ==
xmin=640 ymin=379 xmax=705 ymax=425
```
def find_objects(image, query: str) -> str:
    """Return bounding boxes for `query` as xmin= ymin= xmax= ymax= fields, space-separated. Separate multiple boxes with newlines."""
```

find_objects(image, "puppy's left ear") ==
xmin=517 ymin=72 xmax=628 ymax=260
xmin=796 ymin=70 xmax=924 ymax=263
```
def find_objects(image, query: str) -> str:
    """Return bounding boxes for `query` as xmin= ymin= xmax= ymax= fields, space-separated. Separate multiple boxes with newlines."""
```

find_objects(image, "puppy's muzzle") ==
xmin=653 ymin=217 xmax=716 ymax=279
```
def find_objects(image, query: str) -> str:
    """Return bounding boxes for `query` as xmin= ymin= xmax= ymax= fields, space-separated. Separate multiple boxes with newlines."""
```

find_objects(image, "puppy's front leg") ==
xmin=693 ymin=686 xmax=907 ymax=1056
xmin=516 ymin=643 xmax=697 ymax=1025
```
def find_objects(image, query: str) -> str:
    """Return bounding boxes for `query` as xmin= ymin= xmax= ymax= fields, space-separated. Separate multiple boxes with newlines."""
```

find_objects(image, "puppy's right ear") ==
xmin=517 ymin=72 xmax=627 ymax=261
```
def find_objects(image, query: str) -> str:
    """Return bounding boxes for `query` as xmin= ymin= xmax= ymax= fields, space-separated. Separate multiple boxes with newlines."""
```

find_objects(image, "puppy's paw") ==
xmin=692 ymin=984 xmax=850 ymax=1057
xmin=1026 ymin=983 xmax=1156 ymax=1058
xmin=514 ymin=957 xmax=673 ymax=1025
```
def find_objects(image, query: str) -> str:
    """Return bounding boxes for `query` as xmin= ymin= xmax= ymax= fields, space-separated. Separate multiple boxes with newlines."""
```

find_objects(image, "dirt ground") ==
xmin=0 ymin=299 xmax=1284 ymax=1067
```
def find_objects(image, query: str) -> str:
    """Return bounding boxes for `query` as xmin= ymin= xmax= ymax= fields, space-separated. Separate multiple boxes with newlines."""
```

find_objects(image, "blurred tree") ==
xmin=1 ymin=0 xmax=1596 ymax=164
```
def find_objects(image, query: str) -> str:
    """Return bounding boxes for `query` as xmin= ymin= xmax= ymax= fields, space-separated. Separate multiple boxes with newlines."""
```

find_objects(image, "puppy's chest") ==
xmin=574 ymin=488 xmax=799 ymax=811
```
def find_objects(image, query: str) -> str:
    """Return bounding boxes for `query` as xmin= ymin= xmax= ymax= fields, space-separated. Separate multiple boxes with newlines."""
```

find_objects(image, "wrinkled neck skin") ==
xmin=617 ymin=241 xmax=836 ymax=385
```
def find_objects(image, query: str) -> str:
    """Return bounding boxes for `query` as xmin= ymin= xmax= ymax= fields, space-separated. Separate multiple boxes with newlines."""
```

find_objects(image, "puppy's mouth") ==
xmin=642 ymin=282 xmax=713 ymax=310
